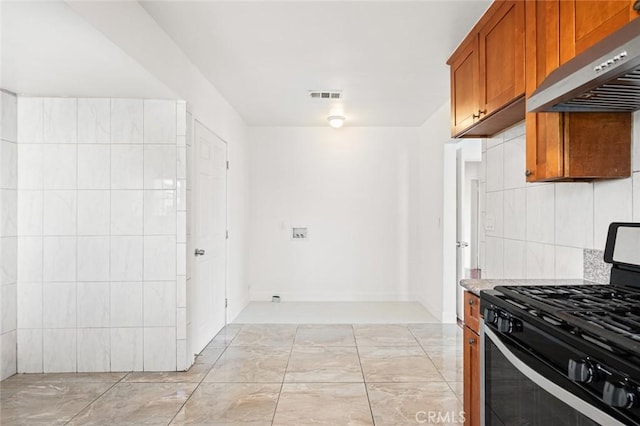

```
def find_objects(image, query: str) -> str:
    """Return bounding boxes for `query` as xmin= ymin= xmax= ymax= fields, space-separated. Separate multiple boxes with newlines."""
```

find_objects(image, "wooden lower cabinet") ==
xmin=463 ymin=291 xmax=481 ymax=426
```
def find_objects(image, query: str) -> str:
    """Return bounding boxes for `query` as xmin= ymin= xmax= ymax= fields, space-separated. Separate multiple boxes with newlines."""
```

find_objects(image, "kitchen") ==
xmin=2 ymin=0 xmax=640 ymax=425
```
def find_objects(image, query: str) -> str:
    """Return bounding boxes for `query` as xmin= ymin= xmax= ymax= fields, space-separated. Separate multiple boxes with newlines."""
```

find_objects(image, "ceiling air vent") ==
xmin=309 ymin=90 xmax=342 ymax=100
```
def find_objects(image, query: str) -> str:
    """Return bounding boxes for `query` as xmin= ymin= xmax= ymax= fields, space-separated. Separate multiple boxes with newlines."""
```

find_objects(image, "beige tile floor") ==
xmin=0 ymin=323 xmax=463 ymax=425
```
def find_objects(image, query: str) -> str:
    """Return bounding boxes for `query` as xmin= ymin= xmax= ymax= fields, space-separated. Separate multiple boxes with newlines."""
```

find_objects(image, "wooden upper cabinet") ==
xmin=450 ymin=39 xmax=479 ymax=137
xmin=525 ymin=0 xmax=632 ymax=182
xmin=448 ymin=0 xmax=525 ymax=138
xmin=479 ymin=0 xmax=525 ymax=117
xmin=560 ymin=0 xmax=640 ymax=64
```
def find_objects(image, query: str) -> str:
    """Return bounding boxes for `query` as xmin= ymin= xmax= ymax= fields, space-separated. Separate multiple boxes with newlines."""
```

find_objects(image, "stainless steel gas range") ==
xmin=481 ymin=223 xmax=640 ymax=425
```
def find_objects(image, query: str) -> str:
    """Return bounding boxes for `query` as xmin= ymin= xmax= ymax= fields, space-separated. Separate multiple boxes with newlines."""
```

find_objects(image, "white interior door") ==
xmin=191 ymin=121 xmax=227 ymax=355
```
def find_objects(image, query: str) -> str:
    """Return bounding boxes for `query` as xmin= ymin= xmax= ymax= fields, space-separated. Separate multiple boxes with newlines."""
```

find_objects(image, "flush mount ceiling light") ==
xmin=327 ymin=115 xmax=346 ymax=128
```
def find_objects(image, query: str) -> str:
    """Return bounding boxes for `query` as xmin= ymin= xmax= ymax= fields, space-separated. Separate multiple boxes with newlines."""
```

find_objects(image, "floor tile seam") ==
xmin=269 ymin=325 xmax=298 ymax=426
xmin=165 ymin=340 xmax=232 ymax=425
xmin=409 ymin=330 xmax=453 ymax=383
xmin=354 ymin=338 xmax=376 ymax=426
xmin=444 ymin=381 xmax=463 ymax=404
xmin=62 ymin=371 xmax=129 ymax=425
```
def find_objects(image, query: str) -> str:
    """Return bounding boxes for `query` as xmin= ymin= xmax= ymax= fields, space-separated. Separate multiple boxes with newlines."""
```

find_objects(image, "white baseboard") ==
xmin=249 ymin=290 xmax=414 ymax=302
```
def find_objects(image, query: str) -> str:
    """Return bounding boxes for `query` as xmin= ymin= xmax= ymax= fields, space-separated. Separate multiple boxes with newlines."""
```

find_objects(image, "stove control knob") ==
xmin=497 ymin=317 xmax=512 ymax=333
xmin=603 ymin=381 xmax=637 ymax=408
xmin=567 ymin=359 xmax=595 ymax=383
xmin=484 ymin=308 xmax=497 ymax=324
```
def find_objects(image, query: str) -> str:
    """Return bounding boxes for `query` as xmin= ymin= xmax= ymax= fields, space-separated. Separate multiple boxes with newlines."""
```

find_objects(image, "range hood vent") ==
xmin=528 ymin=18 xmax=640 ymax=113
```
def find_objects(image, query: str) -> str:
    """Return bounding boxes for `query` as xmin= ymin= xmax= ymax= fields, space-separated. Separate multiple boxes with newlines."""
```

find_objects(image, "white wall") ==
xmin=480 ymin=113 xmax=640 ymax=280
xmin=1 ymin=90 xmax=18 ymax=379
xmin=412 ymin=101 xmax=457 ymax=323
xmin=15 ymin=97 xmax=188 ymax=373
xmin=247 ymin=126 xmax=420 ymax=302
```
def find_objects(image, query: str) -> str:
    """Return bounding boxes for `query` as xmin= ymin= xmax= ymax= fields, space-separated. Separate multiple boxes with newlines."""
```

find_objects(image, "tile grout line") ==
xmin=63 ymin=373 xmax=129 ymax=425
xmin=353 ymin=324 xmax=376 ymax=426
xmin=269 ymin=325 xmax=298 ymax=426
xmin=165 ymin=325 xmax=239 ymax=425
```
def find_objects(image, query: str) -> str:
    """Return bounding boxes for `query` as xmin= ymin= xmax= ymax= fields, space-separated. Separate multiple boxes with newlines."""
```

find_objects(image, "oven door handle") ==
xmin=483 ymin=325 xmax=626 ymax=426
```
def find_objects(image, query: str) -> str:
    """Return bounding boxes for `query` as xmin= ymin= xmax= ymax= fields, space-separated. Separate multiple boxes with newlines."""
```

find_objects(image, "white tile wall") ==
xmin=480 ymin=119 xmax=640 ymax=281
xmin=2 ymin=91 xmax=18 ymax=380
xmin=77 ymin=282 xmax=110 ymax=327
xmin=15 ymin=97 xmax=187 ymax=373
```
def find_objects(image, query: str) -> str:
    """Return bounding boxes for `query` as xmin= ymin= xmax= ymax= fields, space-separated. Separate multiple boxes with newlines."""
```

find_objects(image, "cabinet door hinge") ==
xmin=226 ymin=230 xmax=229 ymax=239
xmin=225 ymin=298 xmax=228 ymax=308
xmin=226 ymin=160 xmax=229 ymax=170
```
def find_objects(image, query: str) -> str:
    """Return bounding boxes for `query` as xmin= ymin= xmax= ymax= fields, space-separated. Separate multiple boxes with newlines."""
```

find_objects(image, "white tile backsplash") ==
xmin=78 ymin=145 xmax=110 ymax=189
xmin=555 ymin=183 xmax=594 ymax=249
xmin=1 ymin=284 xmax=17 ymax=333
xmin=479 ymin=121 xmax=626 ymax=282
xmin=593 ymin=178 xmax=633 ymax=250
xmin=526 ymin=184 xmax=555 ymax=244
xmin=0 ymin=331 xmax=17 ymax=379
xmin=503 ymin=188 xmax=526 ymax=240
xmin=78 ymin=99 xmax=110 ymax=144
xmin=1 ymin=189 xmax=17 ymax=237
xmin=486 ymin=145 xmax=504 ymax=192
xmin=503 ymin=134 xmax=526 ymax=190
xmin=43 ymin=98 xmax=77 ymax=144
xmin=485 ymin=191 xmax=503 ymax=238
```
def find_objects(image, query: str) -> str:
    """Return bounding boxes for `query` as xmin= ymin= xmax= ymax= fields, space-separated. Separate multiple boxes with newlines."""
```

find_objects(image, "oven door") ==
xmin=481 ymin=321 xmax=625 ymax=426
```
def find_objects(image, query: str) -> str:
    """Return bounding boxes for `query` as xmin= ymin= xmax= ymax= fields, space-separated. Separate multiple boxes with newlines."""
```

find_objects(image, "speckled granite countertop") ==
xmin=460 ymin=278 xmax=600 ymax=296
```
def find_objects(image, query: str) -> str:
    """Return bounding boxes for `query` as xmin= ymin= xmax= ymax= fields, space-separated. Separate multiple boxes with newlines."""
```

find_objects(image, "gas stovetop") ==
xmin=495 ymin=284 xmax=640 ymax=356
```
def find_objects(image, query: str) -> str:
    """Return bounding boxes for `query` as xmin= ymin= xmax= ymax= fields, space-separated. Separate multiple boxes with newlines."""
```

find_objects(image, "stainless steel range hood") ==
xmin=528 ymin=18 xmax=640 ymax=113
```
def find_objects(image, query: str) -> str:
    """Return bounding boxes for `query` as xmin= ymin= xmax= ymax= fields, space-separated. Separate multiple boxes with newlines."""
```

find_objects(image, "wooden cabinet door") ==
xmin=479 ymin=0 xmax=525 ymax=117
xmin=450 ymin=38 xmax=479 ymax=137
xmin=525 ymin=0 xmax=565 ymax=181
xmin=560 ymin=0 xmax=639 ymax=64
xmin=463 ymin=326 xmax=481 ymax=426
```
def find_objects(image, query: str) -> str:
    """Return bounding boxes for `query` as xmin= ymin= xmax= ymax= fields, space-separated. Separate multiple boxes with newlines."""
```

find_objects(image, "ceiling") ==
xmin=141 ymin=1 xmax=490 ymax=127
xmin=1 ymin=1 xmax=175 ymax=99
xmin=2 ymin=1 xmax=490 ymax=127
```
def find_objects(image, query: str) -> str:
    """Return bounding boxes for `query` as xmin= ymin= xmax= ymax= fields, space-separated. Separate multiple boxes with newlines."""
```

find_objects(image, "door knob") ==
xmin=194 ymin=248 xmax=205 ymax=256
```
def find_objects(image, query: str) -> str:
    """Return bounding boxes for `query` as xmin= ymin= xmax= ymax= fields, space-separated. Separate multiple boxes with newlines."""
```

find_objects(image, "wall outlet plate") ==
xmin=292 ymin=226 xmax=308 ymax=239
